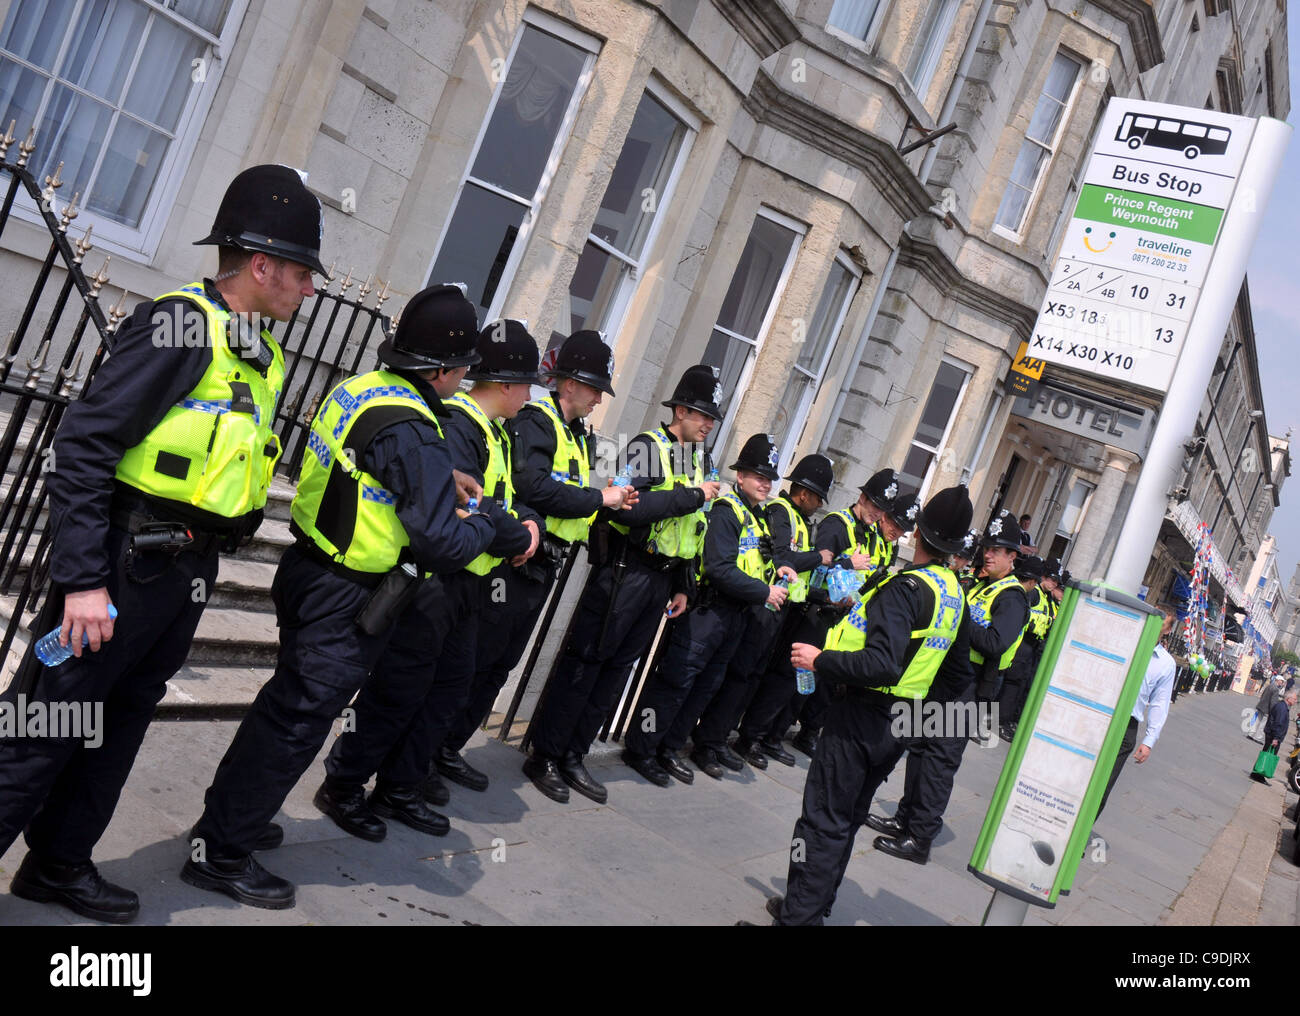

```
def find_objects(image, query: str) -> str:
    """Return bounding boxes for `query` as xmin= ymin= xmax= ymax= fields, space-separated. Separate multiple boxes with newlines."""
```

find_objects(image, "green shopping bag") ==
xmin=1252 ymin=747 xmax=1279 ymax=779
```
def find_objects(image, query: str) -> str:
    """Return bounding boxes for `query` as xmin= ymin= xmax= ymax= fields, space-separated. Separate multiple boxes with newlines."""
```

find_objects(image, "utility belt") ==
xmin=109 ymin=499 xmax=226 ymax=559
xmin=288 ymin=519 xmax=388 ymax=590
xmin=624 ymin=541 xmax=677 ymax=573
xmin=693 ymin=581 xmax=749 ymax=612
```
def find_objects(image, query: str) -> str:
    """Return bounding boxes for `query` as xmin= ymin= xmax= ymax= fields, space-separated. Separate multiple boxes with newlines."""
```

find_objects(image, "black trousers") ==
xmin=444 ymin=561 xmax=553 ymax=753
xmin=1093 ymin=715 xmax=1140 ymax=824
xmin=739 ymin=605 xmax=809 ymax=744
xmin=193 ymin=546 xmax=445 ymax=857
xmin=779 ymin=606 xmax=840 ymax=736
xmin=0 ymin=526 xmax=218 ymax=865
xmin=779 ymin=693 xmax=904 ymax=925
xmin=624 ymin=599 xmax=746 ymax=757
xmin=893 ymin=728 xmax=969 ymax=845
xmin=530 ymin=559 xmax=672 ymax=761
xmin=328 ymin=570 xmax=479 ymax=788
xmin=693 ymin=606 xmax=783 ymax=750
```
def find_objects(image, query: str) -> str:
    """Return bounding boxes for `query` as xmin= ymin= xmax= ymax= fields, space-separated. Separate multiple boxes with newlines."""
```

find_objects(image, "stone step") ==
xmin=209 ymin=557 xmax=279 ymax=612
xmin=188 ymin=606 xmax=281 ymax=667
xmin=159 ymin=664 xmax=274 ymax=718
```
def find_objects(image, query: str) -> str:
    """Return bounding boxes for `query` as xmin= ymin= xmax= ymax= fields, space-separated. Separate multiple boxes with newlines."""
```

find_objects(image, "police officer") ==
xmin=0 ymin=165 xmax=319 ymax=924
xmin=951 ymin=529 xmax=983 ymax=591
xmin=734 ymin=454 xmax=835 ymax=767
xmin=787 ymin=467 xmax=904 ymax=757
xmin=322 ymin=318 xmax=541 ymax=831
xmin=1041 ymin=557 xmax=1065 ymax=617
xmin=998 ymin=555 xmax=1050 ymax=741
xmin=626 ymin=433 xmax=794 ymax=781
xmin=523 ymin=365 xmax=723 ymax=802
xmin=771 ymin=485 xmax=973 ymax=924
xmin=183 ymin=284 xmax=505 ymax=908
xmin=435 ymin=330 xmax=633 ymax=797
xmin=870 ymin=509 xmax=1029 ymax=864
xmin=670 ymin=436 xmax=800 ymax=779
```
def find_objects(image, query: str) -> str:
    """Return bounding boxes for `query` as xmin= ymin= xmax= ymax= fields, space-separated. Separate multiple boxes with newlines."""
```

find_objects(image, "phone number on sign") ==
xmin=1132 ymin=253 xmax=1188 ymax=272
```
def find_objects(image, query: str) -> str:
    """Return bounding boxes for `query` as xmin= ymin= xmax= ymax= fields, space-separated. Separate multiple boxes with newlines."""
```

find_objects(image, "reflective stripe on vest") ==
xmin=1029 ymin=586 xmax=1052 ymax=640
xmin=115 ymin=284 xmax=284 ymax=516
xmin=527 ymin=395 xmax=595 ymax=544
xmin=968 ymin=574 xmax=1027 ymax=671
xmin=827 ymin=508 xmax=887 ymax=586
xmin=766 ymin=495 xmax=812 ymax=593
xmin=709 ymin=491 xmax=773 ymax=583
xmin=291 ymin=370 xmax=441 ymax=573
xmin=445 ymin=391 xmax=516 ymax=576
xmin=823 ymin=566 xmax=965 ymax=699
xmin=610 ymin=427 xmax=705 ymax=559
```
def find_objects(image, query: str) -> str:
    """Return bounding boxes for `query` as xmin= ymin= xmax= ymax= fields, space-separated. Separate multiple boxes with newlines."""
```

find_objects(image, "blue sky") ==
xmin=1244 ymin=12 xmax=1299 ymax=595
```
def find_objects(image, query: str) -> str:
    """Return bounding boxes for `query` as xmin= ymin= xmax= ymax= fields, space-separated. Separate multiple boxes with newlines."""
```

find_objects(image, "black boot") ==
xmin=313 ymin=779 xmax=387 ymax=842
xmin=656 ymin=750 xmax=694 ymax=785
xmin=621 ymin=749 xmax=672 ymax=788
xmin=792 ymin=728 xmax=819 ymax=757
xmin=559 ymin=751 xmax=607 ymax=804
xmin=419 ymin=768 xmax=451 ymax=807
xmin=369 ymin=783 xmax=450 ymax=836
xmin=864 ymin=813 xmax=904 ymax=837
xmin=180 ymin=853 xmax=295 ymax=910
xmin=523 ymin=754 xmax=572 ymax=802
xmin=435 ymin=746 xmax=489 ymax=793
xmin=758 ymin=737 xmax=796 ymax=767
xmin=733 ymin=738 xmax=769 ymax=770
xmin=873 ymin=834 xmax=930 ymax=865
xmin=11 ymin=853 xmax=140 ymax=924
xmin=690 ymin=746 xmax=725 ymax=780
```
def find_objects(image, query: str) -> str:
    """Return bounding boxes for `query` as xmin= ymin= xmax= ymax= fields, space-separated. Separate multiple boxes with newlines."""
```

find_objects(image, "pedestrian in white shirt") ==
xmin=1094 ymin=605 xmax=1177 ymax=824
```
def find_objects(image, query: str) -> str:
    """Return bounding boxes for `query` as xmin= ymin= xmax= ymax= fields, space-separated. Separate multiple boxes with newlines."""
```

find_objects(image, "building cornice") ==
xmin=710 ymin=0 xmax=801 ymax=59
xmin=741 ymin=69 xmax=933 ymax=222
xmin=1087 ymin=0 xmax=1164 ymax=72
xmin=896 ymin=233 xmax=1038 ymax=344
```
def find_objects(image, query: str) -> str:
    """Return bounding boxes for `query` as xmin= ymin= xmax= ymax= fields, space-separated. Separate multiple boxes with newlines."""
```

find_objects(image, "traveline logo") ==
xmin=50 ymin=947 xmax=151 ymax=996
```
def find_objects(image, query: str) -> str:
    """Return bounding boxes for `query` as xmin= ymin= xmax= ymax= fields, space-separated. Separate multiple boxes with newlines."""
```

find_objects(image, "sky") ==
xmin=1244 ymin=12 xmax=1300 ymax=594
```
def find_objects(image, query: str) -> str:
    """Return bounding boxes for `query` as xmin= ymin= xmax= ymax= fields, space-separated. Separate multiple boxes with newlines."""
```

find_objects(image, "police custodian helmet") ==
xmin=785 ymin=453 xmax=834 ymax=500
xmin=860 ymin=468 xmax=901 ymax=511
xmin=663 ymin=364 xmax=724 ymax=421
xmin=550 ymin=329 xmax=616 ymax=396
xmin=983 ymin=508 xmax=1024 ymax=551
xmin=468 ymin=319 xmax=541 ymax=384
xmin=378 ymin=284 xmax=480 ymax=370
xmin=195 ymin=164 xmax=327 ymax=275
xmin=886 ymin=491 xmax=921 ymax=534
xmin=731 ymin=433 xmax=782 ymax=481
xmin=915 ymin=484 xmax=975 ymax=555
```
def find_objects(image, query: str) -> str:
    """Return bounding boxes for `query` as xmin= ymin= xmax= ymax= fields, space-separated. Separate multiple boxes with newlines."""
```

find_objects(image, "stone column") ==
xmin=1066 ymin=449 xmax=1139 ymax=582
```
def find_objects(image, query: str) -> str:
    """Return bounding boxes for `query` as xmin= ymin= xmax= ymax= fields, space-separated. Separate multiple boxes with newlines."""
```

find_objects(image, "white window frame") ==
xmin=0 ymin=0 xmax=250 ymax=261
xmin=777 ymin=249 xmax=861 ymax=476
xmin=711 ymin=205 xmax=805 ymax=458
xmin=1047 ymin=91 xmax=1109 ymax=261
xmin=909 ymin=353 xmax=972 ymax=502
xmin=1056 ymin=476 xmax=1096 ymax=568
xmin=424 ymin=9 xmax=600 ymax=322
xmin=824 ymin=0 xmax=889 ymax=50
xmin=903 ymin=0 xmax=961 ymax=99
xmin=567 ymin=77 xmax=698 ymax=345
xmin=992 ymin=49 xmax=1084 ymax=244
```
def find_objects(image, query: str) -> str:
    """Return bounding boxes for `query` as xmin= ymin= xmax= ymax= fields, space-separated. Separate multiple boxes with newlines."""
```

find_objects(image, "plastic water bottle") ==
xmin=796 ymin=667 xmax=816 ymax=695
xmin=34 ymin=605 xmax=119 ymax=667
xmin=613 ymin=464 xmax=635 ymax=487
xmin=766 ymin=575 xmax=789 ymax=612
xmin=707 ymin=467 xmax=719 ymax=483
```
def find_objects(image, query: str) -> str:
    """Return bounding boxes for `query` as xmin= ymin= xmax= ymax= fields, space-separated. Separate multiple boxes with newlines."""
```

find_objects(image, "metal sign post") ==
xmin=971 ymin=100 xmax=1290 ymax=925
